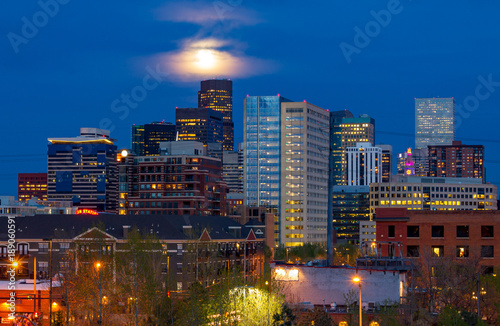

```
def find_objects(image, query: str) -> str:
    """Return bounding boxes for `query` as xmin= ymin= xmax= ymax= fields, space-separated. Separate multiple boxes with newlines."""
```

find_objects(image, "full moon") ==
xmin=196 ymin=49 xmax=215 ymax=68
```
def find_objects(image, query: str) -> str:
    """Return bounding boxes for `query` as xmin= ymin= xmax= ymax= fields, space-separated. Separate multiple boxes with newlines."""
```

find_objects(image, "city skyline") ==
xmin=2 ymin=1 xmax=500 ymax=195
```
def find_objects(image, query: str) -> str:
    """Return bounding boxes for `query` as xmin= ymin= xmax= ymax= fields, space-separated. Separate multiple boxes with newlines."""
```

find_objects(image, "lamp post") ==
xmin=353 ymin=277 xmax=362 ymax=326
xmin=265 ymin=281 xmax=270 ymax=326
xmin=95 ymin=262 xmax=103 ymax=324
xmin=43 ymin=238 xmax=53 ymax=326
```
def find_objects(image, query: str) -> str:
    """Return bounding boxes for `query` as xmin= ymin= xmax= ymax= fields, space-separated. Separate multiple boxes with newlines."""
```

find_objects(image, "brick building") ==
xmin=0 ymin=213 xmax=265 ymax=295
xmin=18 ymin=173 xmax=47 ymax=201
xmin=376 ymin=208 xmax=500 ymax=269
xmin=428 ymin=141 xmax=485 ymax=182
xmin=119 ymin=143 xmax=227 ymax=216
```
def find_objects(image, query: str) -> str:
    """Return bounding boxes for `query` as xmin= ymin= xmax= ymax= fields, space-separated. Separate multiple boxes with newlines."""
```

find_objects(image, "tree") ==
xmin=298 ymin=307 xmax=334 ymax=326
xmin=333 ymin=244 xmax=359 ymax=266
xmin=115 ymin=228 xmax=170 ymax=325
xmin=273 ymin=304 xmax=296 ymax=326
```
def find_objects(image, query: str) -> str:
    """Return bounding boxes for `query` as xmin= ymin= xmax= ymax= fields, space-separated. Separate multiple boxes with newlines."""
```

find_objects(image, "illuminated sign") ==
xmin=75 ymin=209 xmax=99 ymax=216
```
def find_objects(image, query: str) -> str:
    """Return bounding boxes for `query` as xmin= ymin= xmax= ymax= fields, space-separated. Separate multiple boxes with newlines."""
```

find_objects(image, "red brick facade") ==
xmin=18 ymin=173 xmax=47 ymax=201
xmin=376 ymin=208 xmax=500 ymax=269
xmin=124 ymin=155 xmax=227 ymax=216
xmin=428 ymin=141 xmax=485 ymax=181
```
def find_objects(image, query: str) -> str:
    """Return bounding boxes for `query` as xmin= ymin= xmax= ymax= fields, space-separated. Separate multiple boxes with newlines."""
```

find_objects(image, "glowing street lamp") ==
xmin=95 ymin=262 xmax=103 ymax=324
xmin=353 ymin=277 xmax=362 ymax=326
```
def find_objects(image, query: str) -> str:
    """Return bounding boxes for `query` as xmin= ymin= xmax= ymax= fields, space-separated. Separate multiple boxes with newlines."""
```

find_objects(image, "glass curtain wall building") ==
xmin=244 ymin=96 xmax=330 ymax=247
xmin=415 ymin=97 xmax=456 ymax=149
xmin=244 ymin=96 xmax=288 ymax=227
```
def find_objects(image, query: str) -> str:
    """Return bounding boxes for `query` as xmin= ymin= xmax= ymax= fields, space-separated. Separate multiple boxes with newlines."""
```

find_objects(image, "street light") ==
xmin=353 ymin=277 xmax=362 ymax=326
xmin=265 ymin=281 xmax=270 ymax=326
xmin=43 ymin=238 xmax=53 ymax=326
xmin=95 ymin=262 xmax=103 ymax=324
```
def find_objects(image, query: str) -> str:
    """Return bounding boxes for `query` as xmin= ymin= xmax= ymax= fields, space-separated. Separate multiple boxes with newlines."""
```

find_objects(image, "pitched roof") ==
xmin=0 ymin=214 xmax=255 ymax=242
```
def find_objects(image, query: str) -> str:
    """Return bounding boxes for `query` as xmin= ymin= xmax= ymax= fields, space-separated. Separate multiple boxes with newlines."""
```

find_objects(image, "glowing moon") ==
xmin=196 ymin=49 xmax=215 ymax=68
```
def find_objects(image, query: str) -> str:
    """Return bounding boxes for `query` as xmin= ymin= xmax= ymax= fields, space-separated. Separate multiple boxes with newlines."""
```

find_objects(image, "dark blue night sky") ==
xmin=1 ymin=0 xmax=500 ymax=195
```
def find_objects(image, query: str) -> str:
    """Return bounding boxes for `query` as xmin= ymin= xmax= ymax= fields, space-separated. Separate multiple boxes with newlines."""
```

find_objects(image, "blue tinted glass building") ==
xmin=244 ymin=96 xmax=290 ymax=245
xmin=244 ymin=96 xmax=331 ymax=247
xmin=47 ymin=128 xmax=118 ymax=212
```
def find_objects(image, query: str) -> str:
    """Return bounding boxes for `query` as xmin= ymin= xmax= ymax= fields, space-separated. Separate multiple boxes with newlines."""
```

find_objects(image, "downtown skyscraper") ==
xmin=415 ymin=97 xmax=456 ymax=149
xmin=330 ymin=112 xmax=375 ymax=185
xmin=244 ymin=96 xmax=330 ymax=247
xmin=198 ymin=79 xmax=234 ymax=151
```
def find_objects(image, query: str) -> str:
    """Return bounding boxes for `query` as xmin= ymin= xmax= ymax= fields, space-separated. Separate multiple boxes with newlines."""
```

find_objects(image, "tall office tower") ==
xmin=198 ymin=79 xmax=234 ymax=151
xmin=47 ymin=128 xmax=117 ymax=212
xmin=346 ymin=143 xmax=382 ymax=186
xmin=415 ymin=97 xmax=456 ymax=149
xmin=244 ymin=96 xmax=330 ymax=247
xmin=331 ymin=114 xmax=375 ymax=185
xmin=330 ymin=110 xmax=354 ymax=186
xmin=18 ymin=173 xmax=47 ymax=201
xmin=131 ymin=122 xmax=176 ymax=156
xmin=428 ymin=141 xmax=485 ymax=182
xmin=378 ymin=144 xmax=392 ymax=183
xmin=124 ymin=141 xmax=227 ymax=216
xmin=176 ymin=108 xmax=223 ymax=145
xmin=223 ymin=143 xmax=244 ymax=193
xmin=332 ymin=185 xmax=370 ymax=243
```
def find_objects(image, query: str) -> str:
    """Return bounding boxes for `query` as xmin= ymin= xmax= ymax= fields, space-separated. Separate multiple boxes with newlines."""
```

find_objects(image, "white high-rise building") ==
xmin=244 ymin=96 xmax=330 ymax=247
xmin=346 ymin=143 xmax=382 ymax=186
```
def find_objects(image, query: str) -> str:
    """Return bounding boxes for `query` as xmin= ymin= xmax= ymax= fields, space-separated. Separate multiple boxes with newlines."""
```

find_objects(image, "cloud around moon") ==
xmin=149 ymin=1 xmax=276 ymax=81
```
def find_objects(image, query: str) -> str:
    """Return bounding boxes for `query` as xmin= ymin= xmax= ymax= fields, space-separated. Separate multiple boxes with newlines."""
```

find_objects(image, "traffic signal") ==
xmin=167 ymin=291 xmax=171 ymax=298
xmin=33 ymin=311 xmax=39 ymax=319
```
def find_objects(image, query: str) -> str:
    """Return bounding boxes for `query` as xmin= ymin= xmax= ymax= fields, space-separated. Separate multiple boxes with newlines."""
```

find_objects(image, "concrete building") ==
xmin=244 ymin=96 xmax=330 ymax=247
xmin=346 ymin=143 xmax=382 ymax=186
xmin=47 ymin=128 xmax=117 ymax=213
xmin=376 ymin=208 xmax=500 ymax=270
xmin=0 ymin=196 xmax=75 ymax=217
xmin=223 ymin=144 xmax=244 ymax=193
xmin=428 ymin=141 xmax=485 ymax=182
xmin=198 ymin=79 xmax=234 ymax=151
xmin=359 ymin=220 xmax=377 ymax=245
xmin=273 ymin=264 xmax=404 ymax=308
xmin=415 ymin=97 xmax=456 ymax=149
xmin=369 ymin=176 xmax=497 ymax=216
xmin=18 ymin=173 xmax=47 ymax=201
xmin=130 ymin=122 xmax=176 ymax=156
xmin=332 ymin=186 xmax=370 ymax=244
